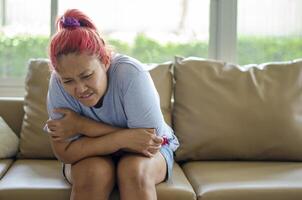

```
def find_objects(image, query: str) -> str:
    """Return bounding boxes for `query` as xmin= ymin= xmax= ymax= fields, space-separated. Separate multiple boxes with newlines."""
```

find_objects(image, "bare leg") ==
xmin=117 ymin=152 xmax=167 ymax=200
xmin=64 ymin=156 xmax=115 ymax=200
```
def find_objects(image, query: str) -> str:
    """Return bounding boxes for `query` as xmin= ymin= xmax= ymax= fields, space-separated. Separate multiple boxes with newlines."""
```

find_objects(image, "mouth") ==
xmin=78 ymin=92 xmax=93 ymax=99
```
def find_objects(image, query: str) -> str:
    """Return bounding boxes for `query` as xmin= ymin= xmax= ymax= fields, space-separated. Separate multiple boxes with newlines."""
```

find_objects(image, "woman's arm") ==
xmin=77 ymin=113 xmax=122 ymax=137
xmin=49 ymin=128 xmax=162 ymax=164
xmin=47 ymin=108 xmax=123 ymax=140
xmin=49 ymin=130 xmax=125 ymax=164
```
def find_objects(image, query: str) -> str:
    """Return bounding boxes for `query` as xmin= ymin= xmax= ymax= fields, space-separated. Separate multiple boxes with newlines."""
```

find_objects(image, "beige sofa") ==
xmin=1 ymin=57 xmax=302 ymax=200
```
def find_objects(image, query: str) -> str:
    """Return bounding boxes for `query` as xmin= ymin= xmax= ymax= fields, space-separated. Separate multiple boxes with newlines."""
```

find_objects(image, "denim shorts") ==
xmin=159 ymin=145 xmax=174 ymax=183
xmin=62 ymin=146 xmax=174 ymax=184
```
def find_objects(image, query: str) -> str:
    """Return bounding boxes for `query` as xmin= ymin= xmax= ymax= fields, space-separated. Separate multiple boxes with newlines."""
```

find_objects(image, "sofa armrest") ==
xmin=0 ymin=97 xmax=24 ymax=137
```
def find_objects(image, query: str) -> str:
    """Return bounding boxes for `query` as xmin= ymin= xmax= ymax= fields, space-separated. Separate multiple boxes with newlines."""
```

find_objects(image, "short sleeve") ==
xmin=44 ymin=72 xmax=81 ymax=132
xmin=123 ymin=70 xmax=166 ymax=135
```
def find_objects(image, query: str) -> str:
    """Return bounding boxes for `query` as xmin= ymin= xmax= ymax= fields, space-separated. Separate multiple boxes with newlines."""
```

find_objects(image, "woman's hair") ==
xmin=49 ymin=9 xmax=111 ymax=71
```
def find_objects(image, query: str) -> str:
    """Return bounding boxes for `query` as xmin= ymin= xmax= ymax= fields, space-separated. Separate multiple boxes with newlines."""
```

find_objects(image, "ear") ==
xmin=104 ymin=63 xmax=110 ymax=72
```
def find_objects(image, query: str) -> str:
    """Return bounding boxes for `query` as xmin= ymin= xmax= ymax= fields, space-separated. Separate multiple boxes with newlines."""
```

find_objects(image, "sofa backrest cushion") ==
xmin=19 ymin=59 xmax=173 ymax=158
xmin=19 ymin=59 xmax=52 ymax=158
xmin=173 ymin=57 xmax=302 ymax=162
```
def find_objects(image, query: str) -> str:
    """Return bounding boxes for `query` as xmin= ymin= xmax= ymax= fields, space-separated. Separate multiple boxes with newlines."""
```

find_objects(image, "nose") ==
xmin=75 ymin=82 xmax=88 ymax=94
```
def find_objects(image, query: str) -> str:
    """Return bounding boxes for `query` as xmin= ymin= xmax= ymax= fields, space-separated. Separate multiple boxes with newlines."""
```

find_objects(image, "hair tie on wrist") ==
xmin=61 ymin=16 xmax=81 ymax=28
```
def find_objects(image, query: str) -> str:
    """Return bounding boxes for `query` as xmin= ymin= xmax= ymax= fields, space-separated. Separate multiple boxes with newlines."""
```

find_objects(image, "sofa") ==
xmin=1 ymin=56 xmax=302 ymax=200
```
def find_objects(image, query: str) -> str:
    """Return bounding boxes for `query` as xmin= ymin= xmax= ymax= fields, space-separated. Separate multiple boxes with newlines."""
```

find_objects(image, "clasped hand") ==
xmin=122 ymin=128 xmax=163 ymax=157
xmin=46 ymin=108 xmax=82 ymax=141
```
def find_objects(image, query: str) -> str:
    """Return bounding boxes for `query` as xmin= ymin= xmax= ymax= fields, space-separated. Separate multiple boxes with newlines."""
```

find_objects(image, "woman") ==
xmin=45 ymin=9 xmax=179 ymax=200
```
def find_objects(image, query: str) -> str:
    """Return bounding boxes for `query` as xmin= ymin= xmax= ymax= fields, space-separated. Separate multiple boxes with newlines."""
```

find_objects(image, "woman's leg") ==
xmin=117 ymin=152 xmax=167 ymax=200
xmin=64 ymin=156 xmax=115 ymax=200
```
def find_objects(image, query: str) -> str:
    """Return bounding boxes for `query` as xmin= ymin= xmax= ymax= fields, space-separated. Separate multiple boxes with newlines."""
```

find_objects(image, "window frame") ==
xmin=209 ymin=0 xmax=237 ymax=63
xmin=0 ymin=0 xmax=238 ymax=97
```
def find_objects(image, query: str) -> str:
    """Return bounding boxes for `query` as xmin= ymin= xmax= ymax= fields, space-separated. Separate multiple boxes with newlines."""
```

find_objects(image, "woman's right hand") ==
xmin=121 ymin=128 xmax=163 ymax=157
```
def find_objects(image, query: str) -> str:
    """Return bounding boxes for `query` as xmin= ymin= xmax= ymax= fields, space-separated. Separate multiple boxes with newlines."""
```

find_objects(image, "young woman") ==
xmin=45 ymin=9 xmax=179 ymax=200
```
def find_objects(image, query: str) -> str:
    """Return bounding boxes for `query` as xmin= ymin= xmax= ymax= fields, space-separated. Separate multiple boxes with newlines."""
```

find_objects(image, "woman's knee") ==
xmin=117 ymin=155 xmax=153 ymax=188
xmin=71 ymin=156 xmax=115 ymax=191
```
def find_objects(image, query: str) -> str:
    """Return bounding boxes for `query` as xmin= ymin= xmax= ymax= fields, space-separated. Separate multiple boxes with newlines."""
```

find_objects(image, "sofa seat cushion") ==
xmin=0 ymin=160 xmax=195 ymax=200
xmin=157 ymin=163 xmax=196 ymax=200
xmin=0 ymin=159 xmax=13 ymax=179
xmin=0 ymin=159 xmax=70 ymax=200
xmin=182 ymin=161 xmax=302 ymax=200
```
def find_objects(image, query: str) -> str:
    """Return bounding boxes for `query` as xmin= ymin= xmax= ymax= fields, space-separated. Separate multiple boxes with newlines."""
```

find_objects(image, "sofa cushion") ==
xmin=0 ymin=159 xmax=13 ymax=179
xmin=0 ymin=117 xmax=19 ymax=158
xmin=19 ymin=59 xmax=53 ymax=158
xmin=156 ymin=163 xmax=196 ymax=200
xmin=19 ymin=59 xmax=173 ymax=158
xmin=182 ymin=161 xmax=302 ymax=200
xmin=0 ymin=98 xmax=24 ymax=136
xmin=0 ymin=160 xmax=195 ymax=200
xmin=0 ymin=160 xmax=70 ymax=200
xmin=148 ymin=62 xmax=174 ymax=126
xmin=173 ymin=57 xmax=302 ymax=161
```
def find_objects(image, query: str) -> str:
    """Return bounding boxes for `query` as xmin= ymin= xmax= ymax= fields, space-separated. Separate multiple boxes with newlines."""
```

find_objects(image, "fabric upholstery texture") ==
xmin=173 ymin=57 xmax=302 ymax=161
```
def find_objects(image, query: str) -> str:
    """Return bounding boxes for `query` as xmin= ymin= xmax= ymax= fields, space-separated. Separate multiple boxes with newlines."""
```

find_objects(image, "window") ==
xmin=1 ymin=0 xmax=209 ymax=97
xmin=0 ymin=0 xmax=50 ymax=78
xmin=0 ymin=0 xmax=50 ymax=96
xmin=1 ymin=0 xmax=302 ymax=97
xmin=237 ymin=0 xmax=302 ymax=64
xmin=59 ymin=0 xmax=209 ymax=63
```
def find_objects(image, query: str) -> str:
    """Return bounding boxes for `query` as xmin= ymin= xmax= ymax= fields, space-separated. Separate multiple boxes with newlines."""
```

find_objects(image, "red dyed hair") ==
xmin=49 ymin=9 xmax=111 ymax=71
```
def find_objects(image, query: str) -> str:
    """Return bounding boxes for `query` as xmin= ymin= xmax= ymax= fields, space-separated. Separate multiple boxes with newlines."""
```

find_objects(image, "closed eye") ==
xmin=63 ymin=80 xmax=73 ymax=84
xmin=82 ymin=73 xmax=93 ymax=79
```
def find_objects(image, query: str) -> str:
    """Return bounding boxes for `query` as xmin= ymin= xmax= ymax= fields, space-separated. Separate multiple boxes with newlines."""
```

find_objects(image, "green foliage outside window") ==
xmin=0 ymin=33 xmax=301 ymax=78
xmin=238 ymin=36 xmax=302 ymax=65
xmin=0 ymin=34 xmax=49 ymax=77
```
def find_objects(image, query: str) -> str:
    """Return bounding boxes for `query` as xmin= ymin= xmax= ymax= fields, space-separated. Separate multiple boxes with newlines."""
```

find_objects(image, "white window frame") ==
xmin=0 ymin=0 xmax=238 ymax=97
xmin=209 ymin=0 xmax=237 ymax=63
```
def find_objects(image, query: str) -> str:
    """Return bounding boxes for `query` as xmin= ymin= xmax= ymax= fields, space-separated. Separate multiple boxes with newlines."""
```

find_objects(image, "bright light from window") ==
xmin=59 ymin=0 xmax=210 ymax=63
xmin=237 ymin=0 xmax=302 ymax=64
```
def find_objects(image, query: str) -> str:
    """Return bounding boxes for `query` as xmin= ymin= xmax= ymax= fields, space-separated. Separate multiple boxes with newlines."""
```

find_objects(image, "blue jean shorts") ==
xmin=62 ymin=146 xmax=174 ymax=184
xmin=159 ymin=145 xmax=174 ymax=183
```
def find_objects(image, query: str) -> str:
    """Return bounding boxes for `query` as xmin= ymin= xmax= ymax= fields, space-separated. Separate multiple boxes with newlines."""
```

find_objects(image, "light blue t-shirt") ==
xmin=46 ymin=54 xmax=179 ymax=152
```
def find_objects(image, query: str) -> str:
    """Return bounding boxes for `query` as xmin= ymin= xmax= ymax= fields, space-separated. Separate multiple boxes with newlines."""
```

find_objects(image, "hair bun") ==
xmin=60 ymin=16 xmax=81 ymax=28
xmin=56 ymin=9 xmax=97 ymax=31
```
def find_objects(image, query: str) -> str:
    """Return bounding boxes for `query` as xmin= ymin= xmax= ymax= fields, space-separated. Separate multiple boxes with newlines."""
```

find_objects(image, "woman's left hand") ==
xmin=46 ymin=108 xmax=82 ymax=141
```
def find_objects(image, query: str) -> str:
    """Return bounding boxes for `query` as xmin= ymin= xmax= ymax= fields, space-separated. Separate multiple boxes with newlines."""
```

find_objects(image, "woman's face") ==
xmin=56 ymin=53 xmax=109 ymax=107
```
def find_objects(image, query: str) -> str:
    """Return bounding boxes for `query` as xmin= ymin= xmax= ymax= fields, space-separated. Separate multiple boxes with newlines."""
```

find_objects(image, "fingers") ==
xmin=53 ymin=108 xmax=70 ymax=115
xmin=142 ymin=150 xmax=154 ymax=158
xmin=46 ymin=119 xmax=60 ymax=129
xmin=143 ymin=145 xmax=161 ymax=157
xmin=51 ymin=136 xmax=62 ymax=141
xmin=47 ymin=124 xmax=56 ymax=131
xmin=49 ymin=130 xmax=59 ymax=137
xmin=49 ymin=131 xmax=62 ymax=141
xmin=152 ymin=135 xmax=163 ymax=145
xmin=143 ymin=129 xmax=162 ymax=144
xmin=145 ymin=128 xmax=156 ymax=134
xmin=148 ymin=145 xmax=161 ymax=153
